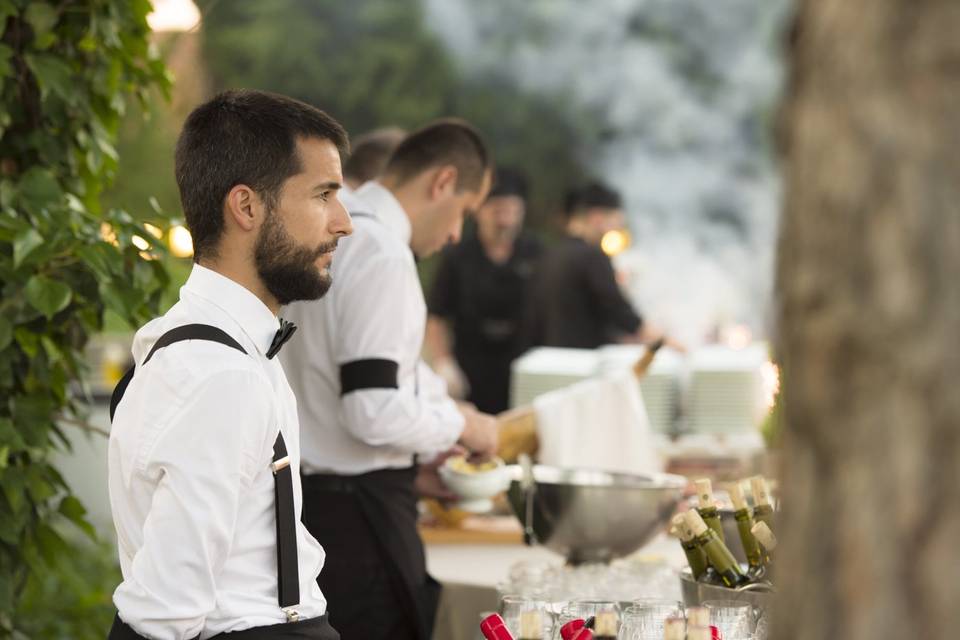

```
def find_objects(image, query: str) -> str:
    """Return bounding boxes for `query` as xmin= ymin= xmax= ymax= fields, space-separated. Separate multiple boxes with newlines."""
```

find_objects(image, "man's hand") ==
xmin=415 ymin=446 xmax=465 ymax=500
xmin=457 ymin=403 xmax=499 ymax=458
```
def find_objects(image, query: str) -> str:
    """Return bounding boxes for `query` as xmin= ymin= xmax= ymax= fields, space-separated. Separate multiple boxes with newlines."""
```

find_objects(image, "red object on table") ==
xmin=480 ymin=613 xmax=515 ymax=640
xmin=570 ymin=629 xmax=594 ymax=640
xmin=711 ymin=625 xmax=723 ymax=640
xmin=560 ymin=618 xmax=586 ymax=640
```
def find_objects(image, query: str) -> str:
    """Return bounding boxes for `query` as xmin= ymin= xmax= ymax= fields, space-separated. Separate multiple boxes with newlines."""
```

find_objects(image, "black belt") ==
xmin=108 ymin=324 xmax=303 ymax=638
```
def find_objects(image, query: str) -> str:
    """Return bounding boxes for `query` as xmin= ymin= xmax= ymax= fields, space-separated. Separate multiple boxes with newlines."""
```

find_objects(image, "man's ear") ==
xmin=429 ymin=165 xmax=458 ymax=200
xmin=224 ymin=184 xmax=262 ymax=232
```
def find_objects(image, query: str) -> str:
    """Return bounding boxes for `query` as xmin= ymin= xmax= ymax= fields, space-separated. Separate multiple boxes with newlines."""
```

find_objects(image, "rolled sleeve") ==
xmin=334 ymin=254 xmax=464 ymax=455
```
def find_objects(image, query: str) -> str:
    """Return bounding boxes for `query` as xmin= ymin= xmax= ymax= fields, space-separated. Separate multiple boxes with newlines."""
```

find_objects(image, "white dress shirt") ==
xmin=281 ymin=181 xmax=465 ymax=475
xmin=108 ymin=265 xmax=328 ymax=640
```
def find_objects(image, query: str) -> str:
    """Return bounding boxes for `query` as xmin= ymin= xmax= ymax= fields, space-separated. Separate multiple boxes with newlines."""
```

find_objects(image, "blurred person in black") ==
xmin=425 ymin=167 xmax=542 ymax=414
xmin=527 ymin=181 xmax=676 ymax=350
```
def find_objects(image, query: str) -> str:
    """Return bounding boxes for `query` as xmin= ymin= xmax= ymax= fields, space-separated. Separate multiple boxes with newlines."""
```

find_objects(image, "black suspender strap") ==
xmin=109 ymin=323 xmax=300 ymax=617
xmin=109 ymin=324 xmax=246 ymax=422
xmin=271 ymin=432 xmax=300 ymax=616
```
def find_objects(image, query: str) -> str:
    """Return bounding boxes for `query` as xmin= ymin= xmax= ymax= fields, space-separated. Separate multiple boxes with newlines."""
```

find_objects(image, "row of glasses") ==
xmin=498 ymin=596 xmax=761 ymax=640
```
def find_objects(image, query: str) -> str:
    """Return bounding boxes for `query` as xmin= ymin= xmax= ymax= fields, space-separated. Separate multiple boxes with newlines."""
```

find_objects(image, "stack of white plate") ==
xmin=597 ymin=345 xmax=681 ymax=434
xmin=509 ymin=347 xmax=599 ymax=408
xmin=688 ymin=344 xmax=766 ymax=433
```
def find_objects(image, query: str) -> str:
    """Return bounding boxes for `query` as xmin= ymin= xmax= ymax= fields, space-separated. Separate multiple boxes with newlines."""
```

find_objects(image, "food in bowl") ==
xmin=438 ymin=456 xmax=510 ymax=513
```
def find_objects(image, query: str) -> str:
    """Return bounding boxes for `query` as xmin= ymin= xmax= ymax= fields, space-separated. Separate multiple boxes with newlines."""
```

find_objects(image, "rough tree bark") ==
xmin=774 ymin=0 xmax=960 ymax=639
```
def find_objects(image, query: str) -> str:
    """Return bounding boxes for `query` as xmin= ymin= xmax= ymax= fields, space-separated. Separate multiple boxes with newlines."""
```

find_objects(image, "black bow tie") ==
xmin=266 ymin=319 xmax=297 ymax=359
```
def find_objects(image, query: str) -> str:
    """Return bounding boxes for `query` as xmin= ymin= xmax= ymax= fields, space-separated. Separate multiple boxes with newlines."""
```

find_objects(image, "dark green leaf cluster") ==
xmin=0 ymin=1 xmax=172 ymax=635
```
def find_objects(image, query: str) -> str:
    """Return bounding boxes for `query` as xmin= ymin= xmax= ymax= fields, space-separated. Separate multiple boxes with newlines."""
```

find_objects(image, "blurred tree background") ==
xmin=105 ymin=0 xmax=598 ymax=289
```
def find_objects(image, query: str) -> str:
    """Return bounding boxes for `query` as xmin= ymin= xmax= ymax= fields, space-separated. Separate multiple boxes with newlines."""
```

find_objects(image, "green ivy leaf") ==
xmin=24 ymin=53 xmax=74 ymax=103
xmin=13 ymin=228 xmax=44 ymax=268
xmin=24 ymin=275 xmax=72 ymax=319
xmin=24 ymin=3 xmax=58 ymax=39
xmin=18 ymin=168 xmax=62 ymax=213
xmin=58 ymin=495 xmax=96 ymax=540
xmin=0 ymin=315 xmax=11 ymax=351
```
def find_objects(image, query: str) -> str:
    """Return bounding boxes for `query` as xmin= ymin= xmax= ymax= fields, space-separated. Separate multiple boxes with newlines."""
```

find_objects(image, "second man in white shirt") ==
xmin=281 ymin=119 xmax=498 ymax=640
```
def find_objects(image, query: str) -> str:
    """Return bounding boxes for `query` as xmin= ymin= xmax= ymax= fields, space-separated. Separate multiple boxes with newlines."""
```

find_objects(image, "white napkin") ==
xmin=532 ymin=369 xmax=663 ymax=474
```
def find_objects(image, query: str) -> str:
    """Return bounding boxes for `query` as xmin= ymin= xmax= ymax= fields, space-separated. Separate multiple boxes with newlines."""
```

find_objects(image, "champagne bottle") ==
xmin=750 ymin=475 xmax=775 ymax=531
xmin=684 ymin=509 xmax=749 ymax=588
xmin=671 ymin=514 xmax=709 ymax=580
xmin=663 ymin=617 xmax=685 ymax=640
xmin=686 ymin=606 xmax=709 ymax=629
xmin=752 ymin=520 xmax=778 ymax=558
xmin=728 ymin=481 xmax=763 ymax=573
xmin=686 ymin=626 xmax=712 ymax=640
xmin=694 ymin=478 xmax=725 ymax=542
xmin=518 ymin=610 xmax=543 ymax=640
xmin=593 ymin=611 xmax=617 ymax=640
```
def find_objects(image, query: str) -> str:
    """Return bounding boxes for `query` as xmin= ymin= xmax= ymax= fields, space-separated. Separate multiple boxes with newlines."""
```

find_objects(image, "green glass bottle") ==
xmin=684 ymin=509 xmax=749 ymax=588
xmin=729 ymin=481 xmax=763 ymax=574
xmin=694 ymin=478 xmax=725 ymax=542
xmin=750 ymin=475 xmax=775 ymax=531
xmin=671 ymin=514 xmax=709 ymax=580
xmin=752 ymin=520 xmax=778 ymax=573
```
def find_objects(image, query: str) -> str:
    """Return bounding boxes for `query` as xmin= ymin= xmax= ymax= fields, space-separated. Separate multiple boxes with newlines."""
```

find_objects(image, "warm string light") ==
xmin=600 ymin=229 xmax=630 ymax=256
xmin=169 ymin=225 xmax=194 ymax=258
xmin=761 ymin=361 xmax=780 ymax=411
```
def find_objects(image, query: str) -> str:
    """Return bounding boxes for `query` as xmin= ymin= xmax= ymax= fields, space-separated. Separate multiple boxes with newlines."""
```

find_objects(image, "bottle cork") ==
xmin=670 ymin=514 xmax=693 ymax=542
xmin=751 ymin=521 xmax=778 ymax=550
xmin=594 ymin=611 xmax=617 ymax=637
xmin=686 ymin=626 xmax=712 ymax=640
xmin=519 ymin=610 xmax=542 ymax=639
xmin=686 ymin=606 xmax=709 ymax=628
xmin=663 ymin=617 xmax=685 ymax=640
xmin=728 ymin=481 xmax=748 ymax=512
xmin=694 ymin=478 xmax=714 ymax=509
xmin=750 ymin=475 xmax=770 ymax=506
xmin=683 ymin=509 xmax=709 ymax=537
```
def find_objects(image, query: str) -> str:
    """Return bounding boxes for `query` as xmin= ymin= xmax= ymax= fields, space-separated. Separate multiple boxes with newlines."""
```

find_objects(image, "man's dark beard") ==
xmin=254 ymin=210 xmax=336 ymax=305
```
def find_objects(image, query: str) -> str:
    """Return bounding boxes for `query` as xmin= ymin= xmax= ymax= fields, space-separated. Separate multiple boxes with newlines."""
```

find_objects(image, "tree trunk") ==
xmin=774 ymin=1 xmax=960 ymax=638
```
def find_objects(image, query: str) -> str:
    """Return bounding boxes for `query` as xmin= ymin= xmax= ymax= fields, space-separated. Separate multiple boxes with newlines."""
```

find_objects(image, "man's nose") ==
xmin=331 ymin=198 xmax=353 ymax=237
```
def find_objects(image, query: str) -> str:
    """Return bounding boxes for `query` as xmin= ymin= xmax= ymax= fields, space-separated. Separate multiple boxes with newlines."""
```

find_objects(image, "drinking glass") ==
xmin=500 ymin=595 xmax=553 ymax=640
xmin=702 ymin=600 xmax=754 ymax=640
xmin=619 ymin=599 xmax=684 ymax=639
xmin=554 ymin=600 xmax=620 ymax=640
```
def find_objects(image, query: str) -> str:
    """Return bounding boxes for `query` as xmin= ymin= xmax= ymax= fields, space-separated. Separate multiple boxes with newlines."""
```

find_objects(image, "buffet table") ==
xmin=425 ymin=529 xmax=686 ymax=640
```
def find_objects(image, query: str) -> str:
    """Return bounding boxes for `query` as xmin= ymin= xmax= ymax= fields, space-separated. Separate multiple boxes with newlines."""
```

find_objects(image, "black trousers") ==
xmin=302 ymin=468 xmax=440 ymax=640
xmin=108 ymin=613 xmax=339 ymax=639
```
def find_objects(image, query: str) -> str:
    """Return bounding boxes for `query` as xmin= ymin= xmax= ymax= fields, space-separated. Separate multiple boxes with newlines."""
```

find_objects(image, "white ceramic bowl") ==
xmin=438 ymin=457 xmax=511 ymax=513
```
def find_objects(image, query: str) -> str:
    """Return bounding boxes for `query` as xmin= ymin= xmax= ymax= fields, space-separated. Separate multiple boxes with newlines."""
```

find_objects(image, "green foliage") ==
xmin=0 ymin=1 xmax=172 ymax=636
xmin=196 ymin=0 xmax=588 ymax=231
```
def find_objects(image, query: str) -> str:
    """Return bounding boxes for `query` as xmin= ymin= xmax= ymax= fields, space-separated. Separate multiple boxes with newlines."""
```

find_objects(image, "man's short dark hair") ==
xmin=343 ymin=127 xmax=406 ymax=185
xmin=564 ymin=181 xmax=624 ymax=218
xmin=488 ymin=167 xmax=528 ymax=201
xmin=175 ymin=89 xmax=349 ymax=262
xmin=382 ymin=118 xmax=491 ymax=192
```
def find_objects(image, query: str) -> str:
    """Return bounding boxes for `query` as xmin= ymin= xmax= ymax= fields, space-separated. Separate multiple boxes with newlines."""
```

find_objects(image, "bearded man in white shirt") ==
xmin=107 ymin=89 xmax=352 ymax=640
xmin=280 ymin=120 xmax=498 ymax=640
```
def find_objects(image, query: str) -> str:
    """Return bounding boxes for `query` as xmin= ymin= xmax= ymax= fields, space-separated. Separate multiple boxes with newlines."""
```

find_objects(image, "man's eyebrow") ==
xmin=312 ymin=181 xmax=342 ymax=192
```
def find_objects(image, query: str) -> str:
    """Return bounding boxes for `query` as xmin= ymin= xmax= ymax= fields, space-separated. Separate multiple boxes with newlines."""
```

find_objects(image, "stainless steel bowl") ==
xmin=679 ymin=568 xmax=774 ymax=611
xmin=505 ymin=464 xmax=687 ymax=564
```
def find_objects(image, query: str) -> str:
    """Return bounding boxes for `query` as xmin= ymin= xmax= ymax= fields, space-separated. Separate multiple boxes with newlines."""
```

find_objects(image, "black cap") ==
xmin=488 ymin=167 xmax=528 ymax=200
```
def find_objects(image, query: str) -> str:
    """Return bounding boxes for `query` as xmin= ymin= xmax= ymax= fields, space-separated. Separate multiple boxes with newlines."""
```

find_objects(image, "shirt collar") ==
xmin=354 ymin=181 xmax=412 ymax=245
xmin=180 ymin=264 xmax=280 ymax=356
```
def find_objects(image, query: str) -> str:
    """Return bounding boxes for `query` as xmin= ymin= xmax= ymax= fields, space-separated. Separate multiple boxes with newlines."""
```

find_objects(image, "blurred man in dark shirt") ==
xmin=527 ymin=182 xmax=672 ymax=349
xmin=426 ymin=168 xmax=541 ymax=413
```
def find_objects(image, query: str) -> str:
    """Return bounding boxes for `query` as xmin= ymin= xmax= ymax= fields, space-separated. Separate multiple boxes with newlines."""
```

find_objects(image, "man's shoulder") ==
xmin=336 ymin=214 xmax=412 ymax=266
